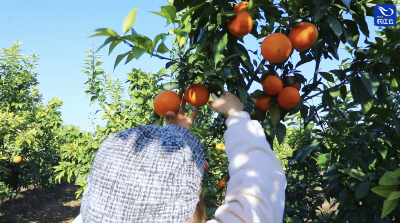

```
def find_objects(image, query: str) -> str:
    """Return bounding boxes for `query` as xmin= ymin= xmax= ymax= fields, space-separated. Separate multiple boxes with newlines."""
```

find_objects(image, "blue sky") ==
xmin=1 ymin=0 xmax=382 ymax=132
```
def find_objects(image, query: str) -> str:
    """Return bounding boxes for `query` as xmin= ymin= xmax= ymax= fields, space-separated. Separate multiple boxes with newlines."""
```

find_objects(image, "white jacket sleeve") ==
xmin=71 ymin=214 xmax=82 ymax=223
xmin=207 ymin=111 xmax=287 ymax=223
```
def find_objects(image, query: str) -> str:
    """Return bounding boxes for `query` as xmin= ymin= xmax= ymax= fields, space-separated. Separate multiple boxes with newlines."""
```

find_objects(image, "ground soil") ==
xmin=0 ymin=183 xmax=82 ymax=223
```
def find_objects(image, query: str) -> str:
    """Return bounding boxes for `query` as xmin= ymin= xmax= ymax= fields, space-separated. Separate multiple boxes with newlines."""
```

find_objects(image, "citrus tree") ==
xmin=85 ymin=0 xmax=400 ymax=221
xmin=0 ymin=42 xmax=65 ymax=201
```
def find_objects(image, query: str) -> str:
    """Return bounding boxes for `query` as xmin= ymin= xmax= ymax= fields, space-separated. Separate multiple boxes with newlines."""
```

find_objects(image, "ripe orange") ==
xmin=69 ymin=143 xmax=73 ymax=147
xmin=228 ymin=12 xmax=253 ymax=37
xmin=284 ymin=76 xmax=301 ymax=91
xmin=289 ymin=22 xmax=319 ymax=51
xmin=154 ymin=91 xmax=181 ymax=117
xmin=233 ymin=1 xmax=249 ymax=12
xmin=254 ymin=96 xmax=272 ymax=112
xmin=218 ymin=180 xmax=226 ymax=188
xmin=184 ymin=83 xmax=210 ymax=107
xmin=222 ymin=161 xmax=226 ymax=165
xmin=261 ymin=33 xmax=292 ymax=64
xmin=204 ymin=160 xmax=209 ymax=171
xmin=261 ymin=75 xmax=283 ymax=96
xmin=278 ymin=87 xmax=301 ymax=110
xmin=13 ymin=156 xmax=23 ymax=163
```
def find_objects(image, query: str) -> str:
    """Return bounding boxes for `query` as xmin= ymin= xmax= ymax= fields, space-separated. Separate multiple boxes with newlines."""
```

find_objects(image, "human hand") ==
xmin=165 ymin=91 xmax=200 ymax=130
xmin=208 ymin=91 xmax=243 ymax=117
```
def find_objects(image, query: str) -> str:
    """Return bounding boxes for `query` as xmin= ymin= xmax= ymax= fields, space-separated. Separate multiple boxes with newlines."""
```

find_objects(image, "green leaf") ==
xmin=362 ymin=99 xmax=374 ymax=113
xmin=327 ymin=15 xmax=343 ymax=38
xmin=149 ymin=33 xmax=168 ymax=54
xmin=125 ymin=52 xmax=135 ymax=64
xmin=340 ymin=85 xmax=347 ymax=100
xmin=161 ymin=82 xmax=179 ymax=90
xmin=317 ymin=153 xmax=330 ymax=169
xmin=379 ymin=171 xmax=400 ymax=186
xmin=214 ymin=32 xmax=228 ymax=65
xmin=275 ymin=123 xmax=286 ymax=145
xmin=391 ymin=168 xmax=400 ymax=178
xmin=150 ymin=6 xmax=177 ymax=24
xmin=329 ymin=86 xmax=340 ymax=98
xmin=376 ymin=145 xmax=387 ymax=159
xmin=388 ymin=191 xmax=400 ymax=201
xmin=122 ymin=7 xmax=138 ymax=34
xmin=350 ymin=77 xmax=372 ymax=103
xmin=355 ymin=181 xmax=370 ymax=199
xmin=292 ymin=142 xmax=320 ymax=163
xmin=382 ymin=198 xmax=399 ymax=218
xmin=220 ymin=11 xmax=237 ymax=17
xmin=269 ymin=106 xmax=280 ymax=127
xmin=89 ymin=28 xmax=119 ymax=38
xmin=353 ymin=15 xmax=369 ymax=37
xmin=114 ymin=51 xmax=130 ymax=69
xmin=313 ymin=1 xmax=328 ymax=21
xmin=343 ymin=20 xmax=359 ymax=47
xmin=181 ymin=3 xmax=205 ymax=22
xmin=340 ymin=168 xmax=368 ymax=181
xmin=371 ymin=185 xmax=397 ymax=198
xmin=109 ymin=40 xmax=122 ymax=55
xmin=391 ymin=77 xmax=399 ymax=88
xmin=319 ymin=72 xmax=334 ymax=82
xmin=157 ymin=42 xmax=170 ymax=54
xmin=339 ymin=188 xmax=348 ymax=203
xmin=237 ymin=81 xmax=248 ymax=105
xmin=131 ymin=47 xmax=146 ymax=59
xmin=360 ymin=72 xmax=380 ymax=96
xmin=97 ymin=36 xmax=119 ymax=52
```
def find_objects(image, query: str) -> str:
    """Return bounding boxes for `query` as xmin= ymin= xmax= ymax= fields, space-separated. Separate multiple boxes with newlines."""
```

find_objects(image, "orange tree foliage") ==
xmin=85 ymin=0 xmax=400 ymax=221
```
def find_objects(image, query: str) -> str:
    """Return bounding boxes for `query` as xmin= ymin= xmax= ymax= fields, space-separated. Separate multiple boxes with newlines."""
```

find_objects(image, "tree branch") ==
xmin=122 ymin=40 xmax=172 ymax=61
xmin=246 ymin=59 xmax=266 ymax=90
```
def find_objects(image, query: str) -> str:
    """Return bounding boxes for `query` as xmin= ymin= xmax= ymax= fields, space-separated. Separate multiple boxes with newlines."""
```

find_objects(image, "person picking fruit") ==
xmin=72 ymin=91 xmax=286 ymax=223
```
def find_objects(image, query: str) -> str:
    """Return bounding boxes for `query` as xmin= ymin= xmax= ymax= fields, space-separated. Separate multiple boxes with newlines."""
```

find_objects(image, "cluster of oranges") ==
xmin=255 ymin=72 xmax=301 ymax=111
xmin=153 ymin=83 xmax=210 ymax=117
xmin=228 ymin=1 xmax=319 ymax=64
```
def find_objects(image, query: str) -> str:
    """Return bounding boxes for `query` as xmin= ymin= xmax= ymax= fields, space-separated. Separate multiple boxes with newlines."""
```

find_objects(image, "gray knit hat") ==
xmin=80 ymin=125 xmax=205 ymax=223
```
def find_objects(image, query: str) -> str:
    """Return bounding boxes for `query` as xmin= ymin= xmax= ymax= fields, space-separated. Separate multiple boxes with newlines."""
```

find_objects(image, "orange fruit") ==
xmin=261 ymin=33 xmax=292 ymax=64
xmin=215 ymin=144 xmax=222 ymax=150
xmin=261 ymin=75 xmax=283 ymax=96
xmin=69 ymin=143 xmax=73 ymax=147
xmin=278 ymin=87 xmax=301 ymax=110
xmin=204 ymin=160 xmax=209 ymax=171
xmin=154 ymin=91 xmax=181 ymax=117
xmin=184 ymin=83 xmax=210 ymax=107
xmin=218 ymin=180 xmax=226 ymax=188
xmin=216 ymin=157 xmax=221 ymax=161
xmin=222 ymin=161 xmax=226 ymax=165
xmin=289 ymin=22 xmax=319 ymax=52
xmin=13 ymin=156 xmax=23 ymax=163
xmin=233 ymin=1 xmax=249 ymax=12
xmin=220 ymin=145 xmax=226 ymax=151
xmin=254 ymin=96 xmax=272 ymax=112
xmin=228 ymin=12 xmax=253 ymax=37
xmin=284 ymin=76 xmax=301 ymax=91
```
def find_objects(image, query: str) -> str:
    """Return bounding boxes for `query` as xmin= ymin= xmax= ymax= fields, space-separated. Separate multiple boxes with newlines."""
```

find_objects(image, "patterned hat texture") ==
xmin=80 ymin=124 xmax=205 ymax=223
